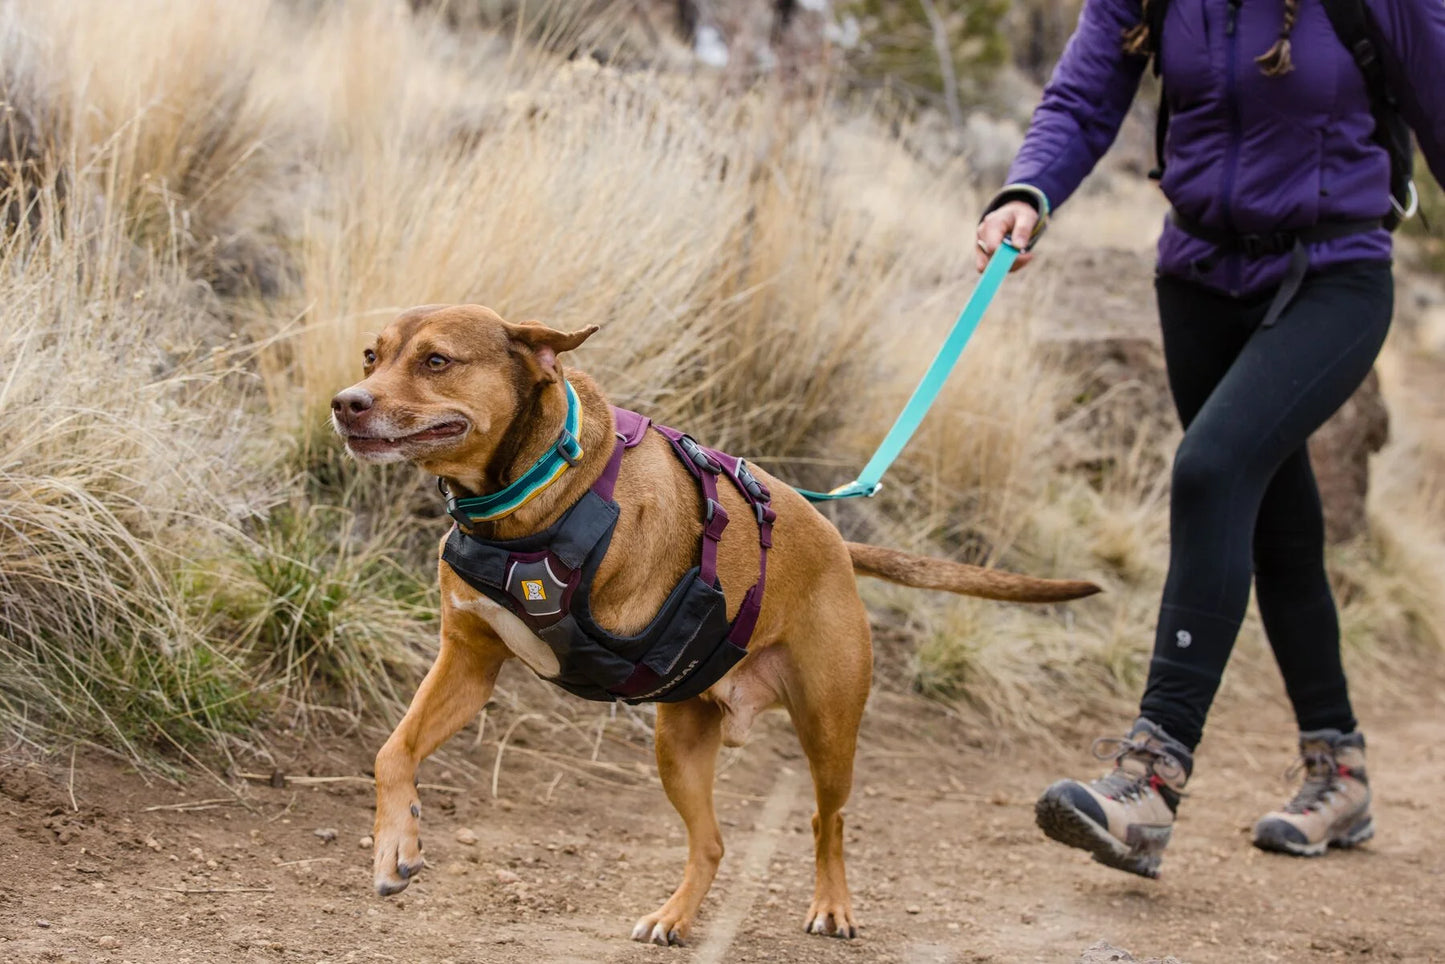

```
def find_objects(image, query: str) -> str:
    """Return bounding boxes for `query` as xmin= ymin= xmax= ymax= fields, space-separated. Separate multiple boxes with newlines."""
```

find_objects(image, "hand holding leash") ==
xmin=976 ymin=200 xmax=1041 ymax=274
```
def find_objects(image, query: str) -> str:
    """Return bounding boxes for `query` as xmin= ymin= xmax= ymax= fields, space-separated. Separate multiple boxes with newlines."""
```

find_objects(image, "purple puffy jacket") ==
xmin=1003 ymin=0 xmax=1445 ymax=296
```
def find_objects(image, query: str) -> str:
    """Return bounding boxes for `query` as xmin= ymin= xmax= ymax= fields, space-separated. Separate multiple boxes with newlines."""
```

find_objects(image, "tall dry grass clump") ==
xmin=0 ymin=176 xmax=257 ymax=759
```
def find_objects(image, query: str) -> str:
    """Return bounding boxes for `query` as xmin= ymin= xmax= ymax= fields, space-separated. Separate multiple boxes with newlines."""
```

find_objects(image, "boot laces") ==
xmin=1282 ymin=750 xmax=1341 ymax=814
xmin=1089 ymin=736 xmax=1186 ymax=801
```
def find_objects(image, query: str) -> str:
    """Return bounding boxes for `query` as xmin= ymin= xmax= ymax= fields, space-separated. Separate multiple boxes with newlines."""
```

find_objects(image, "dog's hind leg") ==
xmin=630 ymin=697 xmax=725 ymax=946
xmin=372 ymin=629 xmax=509 ymax=897
xmin=785 ymin=598 xmax=871 ymax=939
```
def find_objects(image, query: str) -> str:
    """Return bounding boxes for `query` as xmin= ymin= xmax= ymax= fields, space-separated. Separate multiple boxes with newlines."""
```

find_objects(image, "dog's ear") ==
xmin=503 ymin=321 xmax=599 ymax=382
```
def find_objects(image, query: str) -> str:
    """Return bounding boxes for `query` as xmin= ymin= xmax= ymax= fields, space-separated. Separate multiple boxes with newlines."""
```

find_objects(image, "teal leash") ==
xmin=796 ymin=240 xmax=1020 ymax=503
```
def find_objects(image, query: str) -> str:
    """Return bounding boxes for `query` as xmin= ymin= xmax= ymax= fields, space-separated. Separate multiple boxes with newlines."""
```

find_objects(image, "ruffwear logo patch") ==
xmin=521 ymin=580 xmax=547 ymax=602
xmin=1175 ymin=629 xmax=1192 ymax=649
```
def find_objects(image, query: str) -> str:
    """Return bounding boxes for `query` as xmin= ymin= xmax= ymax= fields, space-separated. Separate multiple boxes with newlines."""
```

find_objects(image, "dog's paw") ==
xmin=804 ymin=896 xmax=858 ymax=939
xmin=630 ymin=911 xmax=690 ymax=947
xmin=372 ymin=803 xmax=425 ymax=897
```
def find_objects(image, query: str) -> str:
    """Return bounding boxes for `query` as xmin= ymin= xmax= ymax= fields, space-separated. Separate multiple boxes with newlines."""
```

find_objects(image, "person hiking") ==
xmin=975 ymin=0 xmax=1445 ymax=878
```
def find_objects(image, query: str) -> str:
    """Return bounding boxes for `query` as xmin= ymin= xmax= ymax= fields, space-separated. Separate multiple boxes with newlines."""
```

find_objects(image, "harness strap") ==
xmin=591 ymin=407 xmax=652 ymax=503
xmin=651 ymin=424 xmax=774 ymax=650
xmin=1168 ymin=211 xmax=1382 ymax=327
xmin=699 ymin=472 xmax=728 ymax=587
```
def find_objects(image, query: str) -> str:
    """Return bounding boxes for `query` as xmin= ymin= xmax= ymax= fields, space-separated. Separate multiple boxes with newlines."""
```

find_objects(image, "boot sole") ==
xmin=1252 ymin=814 xmax=1375 ymax=858
xmin=1035 ymin=789 xmax=1169 ymax=879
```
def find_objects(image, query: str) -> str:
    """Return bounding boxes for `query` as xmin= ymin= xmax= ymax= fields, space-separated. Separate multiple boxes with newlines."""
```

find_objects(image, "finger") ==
xmin=1009 ymin=251 xmax=1035 ymax=273
xmin=979 ymin=215 xmax=1010 ymax=250
xmin=1009 ymin=210 xmax=1039 ymax=251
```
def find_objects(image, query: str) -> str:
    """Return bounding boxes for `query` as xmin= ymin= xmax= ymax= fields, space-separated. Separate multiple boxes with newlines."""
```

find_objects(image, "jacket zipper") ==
xmin=1221 ymin=0 xmax=1243 ymax=292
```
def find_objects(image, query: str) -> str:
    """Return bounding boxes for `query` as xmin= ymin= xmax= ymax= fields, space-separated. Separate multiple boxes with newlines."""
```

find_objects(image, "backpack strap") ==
xmin=1145 ymin=0 xmax=1171 ymax=182
xmin=1318 ymin=0 xmax=1418 ymax=229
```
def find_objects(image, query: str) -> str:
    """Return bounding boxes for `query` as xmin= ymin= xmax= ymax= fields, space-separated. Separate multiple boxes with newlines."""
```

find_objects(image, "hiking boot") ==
xmin=1252 ymin=729 xmax=1373 ymax=857
xmin=1034 ymin=717 xmax=1191 ymax=879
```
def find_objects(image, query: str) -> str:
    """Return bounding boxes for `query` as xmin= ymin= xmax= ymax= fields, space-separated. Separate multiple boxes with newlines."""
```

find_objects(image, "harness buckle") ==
xmin=678 ymin=435 xmax=720 ymax=474
xmin=733 ymin=460 xmax=770 ymax=502
xmin=703 ymin=499 xmax=728 ymax=541
xmin=1350 ymin=38 xmax=1377 ymax=70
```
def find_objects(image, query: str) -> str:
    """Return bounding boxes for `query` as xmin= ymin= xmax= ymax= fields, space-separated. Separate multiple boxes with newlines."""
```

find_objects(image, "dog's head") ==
xmin=330 ymin=304 xmax=598 ymax=477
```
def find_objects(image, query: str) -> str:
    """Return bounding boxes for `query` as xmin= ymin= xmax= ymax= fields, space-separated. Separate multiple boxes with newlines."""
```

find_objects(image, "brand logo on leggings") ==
xmin=1176 ymin=629 xmax=1193 ymax=648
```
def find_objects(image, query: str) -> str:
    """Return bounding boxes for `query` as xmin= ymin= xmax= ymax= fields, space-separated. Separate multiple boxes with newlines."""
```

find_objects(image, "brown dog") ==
xmin=331 ymin=304 xmax=1098 ymax=945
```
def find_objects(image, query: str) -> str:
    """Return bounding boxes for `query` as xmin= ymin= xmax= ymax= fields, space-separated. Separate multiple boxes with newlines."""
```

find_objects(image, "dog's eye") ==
xmin=363 ymin=349 xmax=376 ymax=367
xmin=426 ymin=354 xmax=451 ymax=371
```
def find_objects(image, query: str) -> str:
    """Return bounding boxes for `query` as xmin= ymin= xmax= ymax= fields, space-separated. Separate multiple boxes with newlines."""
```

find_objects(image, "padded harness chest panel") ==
xmin=439 ymin=407 xmax=771 ymax=704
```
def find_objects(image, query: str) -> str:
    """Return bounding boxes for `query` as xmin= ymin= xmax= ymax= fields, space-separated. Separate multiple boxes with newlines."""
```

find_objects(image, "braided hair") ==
xmin=1255 ymin=0 xmax=1300 ymax=76
xmin=1123 ymin=0 xmax=1301 ymax=76
xmin=1122 ymin=0 xmax=1156 ymax=57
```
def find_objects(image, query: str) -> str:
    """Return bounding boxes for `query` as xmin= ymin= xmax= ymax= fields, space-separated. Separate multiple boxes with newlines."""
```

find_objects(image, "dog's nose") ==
xmin=331 ymin=387 xmax=374 ymax=417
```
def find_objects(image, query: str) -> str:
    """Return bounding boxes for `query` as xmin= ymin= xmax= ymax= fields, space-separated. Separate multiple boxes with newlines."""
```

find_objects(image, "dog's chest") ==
xmin=448 ymin=591 xmax=562 ymax=678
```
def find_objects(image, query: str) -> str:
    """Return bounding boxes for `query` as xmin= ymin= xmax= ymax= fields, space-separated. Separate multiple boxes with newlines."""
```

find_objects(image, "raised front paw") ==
xmin=373 ymin=800 xmax=425 ymax=897
xmin=630 ymin=907 xmax=693 ymax=947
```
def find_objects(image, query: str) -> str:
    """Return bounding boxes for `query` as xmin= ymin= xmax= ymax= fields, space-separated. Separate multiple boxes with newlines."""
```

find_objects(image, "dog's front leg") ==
xmin=372 ymin=626 xmax=508 ymax=897
xmin=631 ymin=698 xmax=725 ymax=946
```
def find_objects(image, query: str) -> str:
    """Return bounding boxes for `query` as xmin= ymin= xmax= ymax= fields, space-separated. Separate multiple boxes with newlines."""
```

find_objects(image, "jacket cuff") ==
xmin=980 ymin=183 xmax=1051 ymax=250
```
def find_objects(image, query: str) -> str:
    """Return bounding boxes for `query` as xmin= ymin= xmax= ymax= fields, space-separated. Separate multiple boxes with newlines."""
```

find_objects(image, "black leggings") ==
xmin=1138 ymin=261 xmax=1393 ymax=752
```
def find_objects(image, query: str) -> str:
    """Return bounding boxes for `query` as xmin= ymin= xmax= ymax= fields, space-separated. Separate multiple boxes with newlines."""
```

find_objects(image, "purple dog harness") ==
xmin=441 ymin=407 xmax=776 ymax=704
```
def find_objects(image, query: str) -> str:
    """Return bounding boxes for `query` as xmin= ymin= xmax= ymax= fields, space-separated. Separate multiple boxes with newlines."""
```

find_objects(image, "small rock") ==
xmin=1076 ymin=942 xmax=1136 ymax=963
xmin=313 ymin=828 xmax=338 ymax=844
xmin=97 ymin=936 xmax=118 ymax=949
xmin=35 ymin=919 xmax=51 ymax=928
xmin=905 ymin=905 xmax=921 ymax=915
xmin=144 ymin=837 xmax=162 ymax=852
xmin=455 ymin=828 xmax=478 ymax=846
xmin=495 ymin=869 xmax=520 ymax=884
xmin=359 ymin=835 xmax=374 ymax=849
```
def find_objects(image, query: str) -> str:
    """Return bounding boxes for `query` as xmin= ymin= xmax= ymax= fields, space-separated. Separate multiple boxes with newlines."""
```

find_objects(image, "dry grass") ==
xmin=0 ymin=174 xmax=259 ymax=761
xmin=0 ymin=0 xmax=1441 ymax=767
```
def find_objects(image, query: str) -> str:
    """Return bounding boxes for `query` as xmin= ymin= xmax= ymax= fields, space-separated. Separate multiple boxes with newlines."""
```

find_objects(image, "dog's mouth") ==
xmin=342 ymin=420 xmax=469 ymax=458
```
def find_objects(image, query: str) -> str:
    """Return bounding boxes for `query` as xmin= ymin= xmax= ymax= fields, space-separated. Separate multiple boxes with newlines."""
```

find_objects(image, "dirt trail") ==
xmin=3 ymin=662 xmax=1442 ymax=964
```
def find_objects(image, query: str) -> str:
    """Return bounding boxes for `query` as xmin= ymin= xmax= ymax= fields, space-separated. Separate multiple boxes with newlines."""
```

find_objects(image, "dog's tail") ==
xmin=847 ymin=543 xmax=1101 ymax=603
